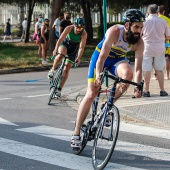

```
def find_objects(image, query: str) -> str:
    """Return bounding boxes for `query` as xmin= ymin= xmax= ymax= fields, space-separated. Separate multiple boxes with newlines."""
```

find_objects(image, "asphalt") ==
xmin=1 ymin=38 xmax=170 ymax=129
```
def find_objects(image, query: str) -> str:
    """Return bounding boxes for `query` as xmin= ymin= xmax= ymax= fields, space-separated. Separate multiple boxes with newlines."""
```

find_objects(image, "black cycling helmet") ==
xmin=122 ymin=9 xmax=145 ymax=22
xmin=74 ymin=17 xmax=85 ymax=27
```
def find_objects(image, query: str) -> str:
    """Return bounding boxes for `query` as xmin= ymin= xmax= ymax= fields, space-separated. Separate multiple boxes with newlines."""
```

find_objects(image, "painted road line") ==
xmin=0 ymin=137 xmax=146 ymax=170
xmin=16 ymin=126 xmax=170 ymax=161
xmin=0 ymin=117 xmax=19 ymax=126
xmin=23 ymin=94 xmax=49 ymax=98
xmin=120 ymin=121 xmax=170 ymax=140
xmin=25 ymin=78 xmax=45 ymax=82
xmin=0 ymin=98 xmax=12 ymax=101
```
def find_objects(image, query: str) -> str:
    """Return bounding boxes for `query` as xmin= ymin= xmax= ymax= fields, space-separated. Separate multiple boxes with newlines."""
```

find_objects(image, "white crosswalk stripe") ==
xmin=17 ymin=125 xmax=170 ymax=162
xmin=0 ymin=117 xmax=19 ymax=126
xmin=0 ymin=137 xmax=146 ymax=170
xmin=0 ymin=118 xmax=169 ymax=169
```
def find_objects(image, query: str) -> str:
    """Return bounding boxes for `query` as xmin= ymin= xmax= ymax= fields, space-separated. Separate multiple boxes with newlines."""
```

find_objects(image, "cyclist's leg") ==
xmin=58 ymin=44 xmax=78 ymax=90
xmin=73 ymin=50 xmax=100 ymax=136
xmin=108 ymin=58 xmax=133 ymax=101
xmin=51 ymin=45 xmax=67 ymax=70
xmin=59 ymin=59 xmax=73 ymax=90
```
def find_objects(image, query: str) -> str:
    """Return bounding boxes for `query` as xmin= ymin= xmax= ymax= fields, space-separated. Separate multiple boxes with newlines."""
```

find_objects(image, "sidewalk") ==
xmin=75 ymin=68 xmax=170 ymax=129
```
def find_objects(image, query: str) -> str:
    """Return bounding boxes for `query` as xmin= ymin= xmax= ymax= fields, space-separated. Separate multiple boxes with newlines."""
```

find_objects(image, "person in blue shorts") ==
xmin=71 ymin=9 xmax=145 ymax=149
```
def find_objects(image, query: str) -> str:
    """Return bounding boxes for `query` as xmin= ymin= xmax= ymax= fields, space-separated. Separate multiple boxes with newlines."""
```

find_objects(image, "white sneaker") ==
xmin=48 ymin=69 xmax=56 ymax=79
xmin=42 ymin=60 xmax=48 ymax=65
xmin=55 ymin=89 xmax=61 ymax=97
xmin=71 ymin=135 xmax=81 ymax=149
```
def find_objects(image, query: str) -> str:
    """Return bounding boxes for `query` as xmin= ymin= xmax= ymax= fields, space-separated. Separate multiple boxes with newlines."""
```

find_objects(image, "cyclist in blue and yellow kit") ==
xmin=48 ymin=17 xmax=87 ymax=96
xmin=71 ymin=9 xmax=145 ymax=149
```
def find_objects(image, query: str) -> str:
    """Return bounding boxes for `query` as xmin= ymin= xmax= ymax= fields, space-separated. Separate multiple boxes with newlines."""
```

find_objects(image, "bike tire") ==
xmin=48 ymin=69 xmax=62 ymax=105
xmin=92 ymin=105 xmax=120 ymax=170
xmin=73 ymin=121 xmax=91 ymax=155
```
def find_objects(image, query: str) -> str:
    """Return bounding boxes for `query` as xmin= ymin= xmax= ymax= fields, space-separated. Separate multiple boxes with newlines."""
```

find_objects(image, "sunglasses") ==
xmin=75 ymin=26 xmax=83 ymax=31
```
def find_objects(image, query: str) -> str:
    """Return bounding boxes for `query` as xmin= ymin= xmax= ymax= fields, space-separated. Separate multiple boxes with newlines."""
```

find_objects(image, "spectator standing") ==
xmin=59 ymin=12 xmax=71 ymax=35
xmin=20 ymin=18 xmax=27 ymax=42
xmin=52 ymin=13 xmax=64 ymax=40
xmin=142 ymin=4 xmax=170 ymax=97
xmin=40 ymin=18 xmax=50 ymax=65
xmin=3 ymin=18 xmax=13 ymax=42
xmin=35 ymin=14 xmax=43 ymax=60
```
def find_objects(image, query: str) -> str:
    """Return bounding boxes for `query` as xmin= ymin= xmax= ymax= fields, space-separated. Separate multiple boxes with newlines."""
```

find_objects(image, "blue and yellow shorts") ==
xmin=88 ymin=50 xmax=129 ymax=83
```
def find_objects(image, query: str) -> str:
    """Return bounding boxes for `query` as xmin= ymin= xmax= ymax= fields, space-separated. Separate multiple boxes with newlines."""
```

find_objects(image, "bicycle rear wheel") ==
xmin=92 ymin=105 xmax=120 ymax=170
xmin=73 ymin=121 xmax=91 ymax=155
xmin=48 ymin=69 xmax=62 ymax=105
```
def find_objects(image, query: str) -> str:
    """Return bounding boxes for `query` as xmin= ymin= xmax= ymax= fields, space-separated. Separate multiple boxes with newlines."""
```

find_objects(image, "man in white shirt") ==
xmin=21 ymin=18 xmax=27 ymax=41
xmin=142 ymin=4 xmax=170 ymax=97
xmin=52 ymin=13 xmax=64 ymax=40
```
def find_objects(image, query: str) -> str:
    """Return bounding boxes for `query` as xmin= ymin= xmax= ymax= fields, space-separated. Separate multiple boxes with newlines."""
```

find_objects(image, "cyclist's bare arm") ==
xmin=53 ymin=25 xmax=74 ymax=55
xmin=131 ymin=38 xmax=144 ymax=84
xmin=131 ymin=38 xmax=144 ymax=98
xmin=76 ymin=30 xmax=87 ymax=65
xmin=96 ymin=25 xmax=120 ymax=82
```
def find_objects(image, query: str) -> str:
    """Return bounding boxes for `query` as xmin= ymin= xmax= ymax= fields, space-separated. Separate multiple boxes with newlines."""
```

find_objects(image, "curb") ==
xmin=0 ymin=61 xmax=89 ymax=75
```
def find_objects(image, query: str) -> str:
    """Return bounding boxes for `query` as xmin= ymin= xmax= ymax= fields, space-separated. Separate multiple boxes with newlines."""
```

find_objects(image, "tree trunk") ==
xmin=80 ymin=0 xmax=93 ymax=43
xmin=86 ymin=0 xmax=93 ymax=39
xmin=19 ymin=2 xmax=25 ymax=37
xmin=49 ymin=0 xmax=62 ymax=54
xmin=97 ymin=0 xmax=104 ymax=38
xmin=25 ymin=0 xmax=35 ymax=42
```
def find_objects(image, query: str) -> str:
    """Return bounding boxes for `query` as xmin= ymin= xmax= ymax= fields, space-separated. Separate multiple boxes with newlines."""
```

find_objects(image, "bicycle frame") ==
xmin=91 ymin=67 xmax=144 ymax=140
xmin=50 ymin=56 xmax=67 ymax=89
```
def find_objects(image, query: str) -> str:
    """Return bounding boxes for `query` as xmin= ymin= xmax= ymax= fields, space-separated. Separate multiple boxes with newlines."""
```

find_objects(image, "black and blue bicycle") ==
xmin=73 ymin=67 xmax=144 ymax=170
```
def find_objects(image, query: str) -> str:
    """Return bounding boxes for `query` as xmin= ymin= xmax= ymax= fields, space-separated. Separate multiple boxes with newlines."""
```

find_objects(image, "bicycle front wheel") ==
xmin=48 ymin=69 xmax=62 ymax=105
xmin=92 ymin=105 xmax=120 ymax=170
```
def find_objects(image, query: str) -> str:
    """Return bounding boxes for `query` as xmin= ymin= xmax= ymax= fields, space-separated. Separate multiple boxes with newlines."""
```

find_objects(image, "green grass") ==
xmin=0 ymin=43 xmax=40 ymax=69
xmin=0 ymin=42 xmax=95 ymax=69
xmin=0 ymin=40 xmax=134 ymax=70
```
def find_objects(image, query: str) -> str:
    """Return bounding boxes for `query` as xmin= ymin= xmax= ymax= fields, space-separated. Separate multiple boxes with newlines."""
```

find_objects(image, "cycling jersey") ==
xmin=88 ymin=25 xmax=131 ymax=83
xmin=96 ymin=25 xmax=133 ymax=59
xmin=61 ymin=26 xmax=84 ymax=62
xmin=67 ymin=27 xmax=83 ymax=43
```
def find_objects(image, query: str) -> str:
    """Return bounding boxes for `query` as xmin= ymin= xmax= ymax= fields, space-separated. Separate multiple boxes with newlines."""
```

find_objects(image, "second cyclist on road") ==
xmin=48 ymin=16 xmax=87 ymax=97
